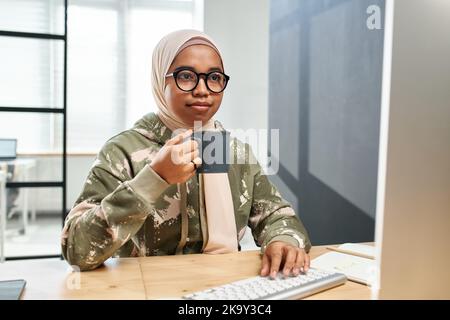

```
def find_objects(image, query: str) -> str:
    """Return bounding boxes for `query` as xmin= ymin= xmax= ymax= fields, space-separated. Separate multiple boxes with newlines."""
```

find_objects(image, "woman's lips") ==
xmin=187 ymin=103 xmax=211 ymax=112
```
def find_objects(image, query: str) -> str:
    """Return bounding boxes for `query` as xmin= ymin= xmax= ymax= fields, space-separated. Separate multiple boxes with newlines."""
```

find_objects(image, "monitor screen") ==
xmin=0 ymin=139 xmax=17 ymax=160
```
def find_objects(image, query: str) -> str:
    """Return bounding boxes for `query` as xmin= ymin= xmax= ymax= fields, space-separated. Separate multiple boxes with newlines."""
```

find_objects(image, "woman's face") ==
xmin=164 ymin=45 xmax=224 ymax=126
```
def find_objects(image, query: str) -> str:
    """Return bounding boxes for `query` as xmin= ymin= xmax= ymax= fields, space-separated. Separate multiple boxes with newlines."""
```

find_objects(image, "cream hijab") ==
xmin=151 ymin=29 xmax=238 ymax=254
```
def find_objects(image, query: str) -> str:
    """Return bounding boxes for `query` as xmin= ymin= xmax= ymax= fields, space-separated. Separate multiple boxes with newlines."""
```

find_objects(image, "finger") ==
xmin=192 ymin=156 xmax=202 ymax=168
xmin=178 ymin=149 xmax=200 ymax=167
xmin=166 ymin=129 xmax=192 ymax=146
xmin=181 ymin=139 xmax=199 ymax=154
xmin=304 ymin=253 xmax=311 ymax=272
xmin=171 ymin=141 xmax=198 ymax=166
xmin=269 ymin=251 xmax=283 ymax=279
xmin=186 ymin=149 xmax=200 ymax=162
xmin=170 ymin=145 xmax=186 ymax=165
xmin=260 ymin=253 xmax=270 ymax=277
xmin=179 ymin=154 xmax=201 ymax=175
xmin=282 ymin=248 xmax=297 ymax=277
xmin=190 ymin=152 xmax=200 ymax=171
xmin=171 ymin=144 xmax=199 ymax=166
xmin=293 ymin=250 xmax=305 ymax=275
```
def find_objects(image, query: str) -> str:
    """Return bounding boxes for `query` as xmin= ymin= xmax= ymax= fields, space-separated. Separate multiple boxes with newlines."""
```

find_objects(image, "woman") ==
xmin=61 ymin=29 xmax=311 ymax=278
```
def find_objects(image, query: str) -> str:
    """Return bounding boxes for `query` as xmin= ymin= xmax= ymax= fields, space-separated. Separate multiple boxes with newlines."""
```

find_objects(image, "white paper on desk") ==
xmin=311 ymin=252 xmax=376 ymax=286
xmin=338 ymin=243 xmax=375 ymax=259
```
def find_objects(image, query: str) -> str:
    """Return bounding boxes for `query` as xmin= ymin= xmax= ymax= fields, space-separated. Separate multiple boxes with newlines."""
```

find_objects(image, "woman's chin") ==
xmin=190 ymin=115 xmax=212 ymax=126
xmin=185 ymin=110 xmax=216 ymax=126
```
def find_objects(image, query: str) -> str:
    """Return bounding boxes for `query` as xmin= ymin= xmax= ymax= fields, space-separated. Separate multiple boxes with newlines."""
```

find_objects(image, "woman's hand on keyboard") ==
xmin=260 ymin=241 xmax=310 ymax=279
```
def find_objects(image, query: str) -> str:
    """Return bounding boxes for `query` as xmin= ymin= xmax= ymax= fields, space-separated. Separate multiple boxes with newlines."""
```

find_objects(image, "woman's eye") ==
xmin=179 ymin=72 xmax=195 ymax=81
xmin=209 ymin=73 xmax=222 ymax=82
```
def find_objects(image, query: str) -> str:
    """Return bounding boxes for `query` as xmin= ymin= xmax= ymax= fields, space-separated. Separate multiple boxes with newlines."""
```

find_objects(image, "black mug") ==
xmin=191 ymin=130 xmax=230 ymax=174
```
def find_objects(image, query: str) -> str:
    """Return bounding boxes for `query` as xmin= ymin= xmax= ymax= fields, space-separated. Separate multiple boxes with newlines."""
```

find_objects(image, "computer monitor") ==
xmin=0 ymin=138 xmax=17 ymax=160
xmin=373 ymin=0 xmax=450 ymax=299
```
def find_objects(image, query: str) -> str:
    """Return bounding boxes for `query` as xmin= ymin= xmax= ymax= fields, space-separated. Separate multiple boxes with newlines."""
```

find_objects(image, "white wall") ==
xmin=204 ymin=0 xmax=269 ymax=147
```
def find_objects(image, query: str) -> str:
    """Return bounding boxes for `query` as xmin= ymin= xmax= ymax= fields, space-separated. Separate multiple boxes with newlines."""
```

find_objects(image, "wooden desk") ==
xmin=0 ymin=244 xmax=372 ymax=300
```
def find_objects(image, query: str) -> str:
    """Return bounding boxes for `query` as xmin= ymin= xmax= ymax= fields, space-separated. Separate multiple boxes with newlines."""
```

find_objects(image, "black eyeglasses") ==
xmin=165 ymin=68 xmax=230 ymax=93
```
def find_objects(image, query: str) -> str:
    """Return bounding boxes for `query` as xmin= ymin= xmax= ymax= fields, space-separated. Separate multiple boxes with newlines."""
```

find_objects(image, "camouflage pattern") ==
xmin=61 ymin=113 xmax=311 ymax=271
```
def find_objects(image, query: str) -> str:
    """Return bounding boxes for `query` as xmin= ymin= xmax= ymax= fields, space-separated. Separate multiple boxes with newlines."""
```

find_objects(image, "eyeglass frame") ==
xmin=165 ymin=67 xmax=231 ymax=93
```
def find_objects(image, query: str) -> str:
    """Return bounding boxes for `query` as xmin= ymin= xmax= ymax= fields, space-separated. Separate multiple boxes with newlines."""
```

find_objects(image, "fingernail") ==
xmin=270 ymin=271 xmax=277 ymax=279
xmin=293 ymin=268 xmax=300 ymax=275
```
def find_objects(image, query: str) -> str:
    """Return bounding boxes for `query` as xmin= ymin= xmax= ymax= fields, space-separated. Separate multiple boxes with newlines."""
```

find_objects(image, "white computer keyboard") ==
xmin=182 ymin=268 xmax=347 ymax=300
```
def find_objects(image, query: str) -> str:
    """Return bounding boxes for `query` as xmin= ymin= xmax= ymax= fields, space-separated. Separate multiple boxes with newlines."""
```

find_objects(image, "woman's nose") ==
xmin=193 ymin=77 xmax=209 ymax=96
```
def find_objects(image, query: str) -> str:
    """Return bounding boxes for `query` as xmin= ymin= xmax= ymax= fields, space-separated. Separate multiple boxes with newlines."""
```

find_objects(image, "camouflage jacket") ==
xmin=61 ymin=113 xmax=311 ymax=271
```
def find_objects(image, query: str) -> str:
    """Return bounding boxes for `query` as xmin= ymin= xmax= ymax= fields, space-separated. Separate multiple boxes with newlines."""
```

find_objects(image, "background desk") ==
xmin=0 ymin=244 xmax=372 ymax=300
xmin=0 ymin=158 xmax=37 ymax=233
xmin=0 ymin=159 xmax=36 ymax=262
xmin=0 ymin=171 xmax=6 ymax=262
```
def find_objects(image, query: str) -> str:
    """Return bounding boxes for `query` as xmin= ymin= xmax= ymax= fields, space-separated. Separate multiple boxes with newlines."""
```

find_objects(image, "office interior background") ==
xmin=0 ymin=0 xmax=383 ymax=260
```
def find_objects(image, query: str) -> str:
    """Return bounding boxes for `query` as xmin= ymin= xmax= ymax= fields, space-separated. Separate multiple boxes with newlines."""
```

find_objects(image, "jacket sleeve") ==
xmin=61 ymin=141 xmax=169 ymax=271
xmin=246 ymin=147 xmax=311 ymax=253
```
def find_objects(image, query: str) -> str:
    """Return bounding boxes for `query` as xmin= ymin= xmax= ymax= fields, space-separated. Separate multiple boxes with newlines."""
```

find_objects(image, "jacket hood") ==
xmin=131 ymin=112 xmax=226 ymax=145
xmin=132 ymin=112 xmax=172 ymax=146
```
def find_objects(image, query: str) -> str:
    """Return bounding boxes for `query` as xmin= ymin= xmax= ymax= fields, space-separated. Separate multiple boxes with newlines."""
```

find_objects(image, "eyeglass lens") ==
xmin=176 ymin=70 xmax=227 ymax=93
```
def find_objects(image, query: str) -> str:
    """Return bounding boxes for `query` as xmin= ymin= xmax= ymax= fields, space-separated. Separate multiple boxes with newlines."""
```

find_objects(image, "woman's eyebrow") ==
xmin=208 ymin=67 xmax=223 ymax=72
xmin=173 ymin=66 xmax=194 ymax=72
xmin=174 ymin=66 xmax=224 ymax=73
